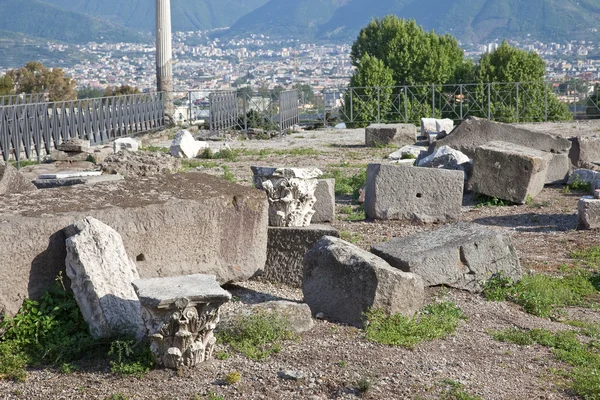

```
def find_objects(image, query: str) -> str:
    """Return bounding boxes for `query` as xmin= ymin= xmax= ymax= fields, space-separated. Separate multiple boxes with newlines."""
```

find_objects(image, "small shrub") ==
xmin=355 ymin=376 xmax=372 ymax=393
xmin=108 ymin=339 xmax=153 ymax=377
xmin=364 ymin=301 xmax=465 ymax=349
xmin=336 ymin=360 xmax=348 ymax=368
xmin=439 ymin=379 xmax=483 ymax=400
xmin=400 ymin=152 xmax=417 ymax=160
xmin=222 ymin=166 xmax=236 ymax=183
xmin=206 ymin=392 xmax=225 ymax=400
xmin=224 ymin=370 xmax=241 ymax=385
xmin=218 ymin=312 xmax=294 ymax=361
xmin=215 ymin=351 xmax=229 ymax=360
xmin=568 ymin=175 xmax=591 ymax=192
xmin=322 ymin=169 xmax=366 ymax=198
xmin=474 ymin=194 xmax=511 ymax=207
xmin=338 ymin=204 xmax=365 ymax=221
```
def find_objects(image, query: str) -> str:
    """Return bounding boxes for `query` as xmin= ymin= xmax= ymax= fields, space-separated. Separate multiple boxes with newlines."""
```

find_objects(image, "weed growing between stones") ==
xmin=340 ymin=231 xmax=363 ymax=244
xmin=567 ymin=175 xmax=591 ymax=192
xmin=439 ymin=379 xmax=483 ymax=400
xmin=139 ymin=145 xmax=169 ymax=153
xmin=217 ymin=312 xmax=295 ymax=361
xmin=322 ymin=169 xmax=366 ymax=198
xmin=338 ymin=204 xmax=365 ymax=221
xmin=224 ymin=370 xmax=241 ymax=385
xmin=363 ymin=302 xmax=466 ymax=349
xmin=222 ymin=165 xmax=236 ymax=183
xmin=0 ymin=274 xmax=154 ymax=381
xmin=200 ymin=147 xmax=240 ymax=161
xmin=491 ymin=327 xmax=600 ymax=399
xmin=108 ymin=339 xmax=153 ymax=377
xmin=473 ymin=194 xmax=512 ymax=207
xmin=483 ymin=270 xmax=599 ymax=318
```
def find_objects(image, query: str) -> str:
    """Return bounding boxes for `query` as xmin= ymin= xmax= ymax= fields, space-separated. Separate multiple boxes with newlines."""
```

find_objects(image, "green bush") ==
xmin=108 ymin=339 xmax=153 ymax=376
xmin=323 ymin=169 xmax=366 ymax=198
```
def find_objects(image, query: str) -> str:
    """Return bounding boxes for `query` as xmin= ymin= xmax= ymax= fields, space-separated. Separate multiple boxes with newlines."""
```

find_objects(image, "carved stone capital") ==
xmin=251 ymin=167 xmax=323 ymax=227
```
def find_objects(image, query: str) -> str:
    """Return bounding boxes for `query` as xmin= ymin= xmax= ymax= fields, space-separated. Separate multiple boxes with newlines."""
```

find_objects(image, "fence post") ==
xmin=516 ymin=82 xmax=520 ymax=123
xmin=544 ymin=83 xmax=548 ymax=122
xmin=487 ymin=83 xmax=491 ymax=120
xmin=350 ymin=89 xmax=353 ymax=123
xmin=460 ymin=85 xmax=463 ymax=120
xmin=188 ymin=91 xmax=192 ymax=122
xmin=431 ymin=84 xmax=435 ymax=117
xmin=377 ymin=86 xmax=381 ymax=123
xmin=243 ymin=93 xmax=248 ymax=132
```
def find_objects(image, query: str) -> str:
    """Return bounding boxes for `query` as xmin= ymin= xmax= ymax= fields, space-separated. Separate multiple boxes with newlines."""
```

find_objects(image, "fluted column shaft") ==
xmin=156 ymin=0 xmax=174 ymax=117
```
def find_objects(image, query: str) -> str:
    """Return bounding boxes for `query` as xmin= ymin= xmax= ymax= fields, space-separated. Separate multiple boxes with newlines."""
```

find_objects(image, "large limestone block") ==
xmin=0 ymin=173 xmax=268 ymax=316
xmin=221 ymin=300 xmax=314 ymax=334
xmin=433 ymin=117 xmax=572 ymax=157
xmin=65 ymin=217 xmax=143 ymax=339
xmin=114 ymin=137 xmax=140 ymax=153
xmin=546 ymin=153 xmax=571 ymax=185
xmin=578 ymin=196 xmax=600 ymax=230
xmin=0 ymin=162 xmax=37 ymax=195
xmin=569 ymin=136 xmax=600 ymax=169
xmin=371 ymin=223 xmax=522 ymax=292
xmin=170 ymin=130 xmax=209 ymax=158
xmin=470 ymin=141 xmax=552 ymax=204
xmin=58 ymin=138 xmax=91 ymax=153
xmin=312 ymin=179 xmax=335 ymax=223
xmin=303 ymin=236 xmax=424 ymax=327
xmin=365 ymin=123 xmax=416 ymax=147
xmin=421 ymin=118 xmax=454 ymax=136
xmin=264 ymin=225 xmax=339 ymax=287
xmin=364 ymin=164 xmax=463 ymax=223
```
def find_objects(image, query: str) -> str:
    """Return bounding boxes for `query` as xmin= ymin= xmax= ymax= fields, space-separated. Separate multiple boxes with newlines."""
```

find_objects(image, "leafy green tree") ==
xmin=475 ymin=41 xmax=571 ymax=122
xmin=236 ymin=86 xmax=254 ymax=99
xmin=7 ymin=61 xmax=76 ymax=102
xmin=345 ymin=54 xmax=394 ymax=127
xmin=77 ymin=86 xmax=104 ymax=99
xmin=293 ymin=83 xmax=314 ymax=103
xmin=0 ymin=74 xmax=14 ymax=96
xmin=351 ymin=16 xmax=466 ymax=87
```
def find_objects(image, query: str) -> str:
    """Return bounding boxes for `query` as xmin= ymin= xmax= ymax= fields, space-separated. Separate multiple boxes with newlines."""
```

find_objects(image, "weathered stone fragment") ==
xmin=221 ymin=300 xmax=314 ymax=334
xmin=0 ymin=161 xmax=37 ymax=194
xmin=364 ymin=164 xmax=463 ymax=223
xmin=578 ymin=196 xmax=600 ymax=230
xmin=114 ymin=137 xmax=140 ymax=153
xmin=569 ymin=136 xmax=600 ymax=169
xmin=65 ymin=217 xmax=143 ymax=339
xmin=546 ymin=153 xmax=571 ymax=184
xmin=33 ymin=174 xmax=124 ymax=189
xmin=58 ymin=138 xmax=91 ymax=153
xmin=371 ymin=223 xmax=522 ymax=292
xmin=101 ymin=151 xmax=182 ymax=177
xmin=50 ymin=150 xmax=91 ymax=162
xmin=388 ymin=145 xmax=427 ymax=160
xmin=252 ymin=167 xmax=323 ymax=227
xmin=417 ymin=145 xmax=472 ymax=180
xmin=470 ymin=141 xmax=552 ymax=204
xmin=169 ymin=130 xmax=209 ymax=158
xmin=132 ymin=274 xmax=231 ymax=369
xmin=303 ymin=236 xmax=424 ymax=327
xmin=264 ymin=224 xmax=339 ymax=287
xmin=365 ymin=123 xmax=416 ymax=147
xmin=0 ymin=172 xmax=268 ymax=316
xmin=568 ymin=169 xmax=599 ymax=186
xmin=312 ymin=179 xmax=335 ymax=223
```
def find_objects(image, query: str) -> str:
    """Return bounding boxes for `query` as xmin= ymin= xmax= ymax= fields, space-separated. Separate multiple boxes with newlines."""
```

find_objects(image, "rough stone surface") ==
xmin=170 ymin=130 xmax=209 ymax=159
xmin=388 ymin=145 xmax=427 ymax=161
xmin=433 ymin=117 xmax=572 ymax=157
xmin=568 ymin=169 xmax=599 ymax=185
xmin=0 ymin=162 xmax=37 ymax=195
xmin=65 ymin=217 xmax=143 ymax=339
xmin=114 ymin=137 xmax=140 ymax=153
xmin=417 ymin=145 xmax=472 ymax=180
xmin=364 ymin=164 xmax=463 ymax=223
xmin=546 ymin=153 xmax=571 ymax=184
xmin=365 ymin=123 xmax=416 ymax=147
xmin=33 ymin=174 xmax=124 ymax=189
xmin=50 ymin=150 xmax=91 ymax=162
xmin=58 ymin=138 xmax=91 ymax=153
xmin=312 ymin=179 xmax=335 ymax=223
xmin=303 ymin=236 xmax=424 ymax=327
xmin=578 ymin=196 xmax=600 ymax=230
xmin=264 ymin=225 xmax=340 ymax=287
xmin=569 ymin=136 xmax=600 ymax=169
xmin=470 ymin=141 xmax=552 ymax=204
xmin=0 ymin=172 xmax=268 ymax=316
xmin=371 ymin=223 xmax=522 ymax=292
xmin=421 ymin=118 xmax=454 ymax=136
xmin=252 ymin=166 xmax=323 ymax=227
xmin=101 ymin=151 xmax=182 ymax=177
xmin=221 ymin=300 xmax=314 ymax=334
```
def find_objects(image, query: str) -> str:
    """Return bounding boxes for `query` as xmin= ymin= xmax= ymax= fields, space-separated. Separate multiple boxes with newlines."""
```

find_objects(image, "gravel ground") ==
xmin=3 ymin=123 xmax=600 ymax=399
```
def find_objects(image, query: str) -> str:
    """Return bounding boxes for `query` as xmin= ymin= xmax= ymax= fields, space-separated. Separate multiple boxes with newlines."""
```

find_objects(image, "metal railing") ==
xmin=0 ymin=93 xmax=46 ymax=106
xmin=209 ymin=90 xmax=238 ymax=133
xmin=0 ymin=92 xmax=164 ymax=163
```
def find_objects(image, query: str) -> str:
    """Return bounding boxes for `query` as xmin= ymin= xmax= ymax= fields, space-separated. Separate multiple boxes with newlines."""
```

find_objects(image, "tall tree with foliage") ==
xmin=345 ymin=54 xmax=394 ymax=127
xmin=475 ymin=41 xmax=571 ymax=122
xmin=7 ymin=61 xmax=76 ymax=102
xmin=0 ymin=75 xmax=14 ymax=96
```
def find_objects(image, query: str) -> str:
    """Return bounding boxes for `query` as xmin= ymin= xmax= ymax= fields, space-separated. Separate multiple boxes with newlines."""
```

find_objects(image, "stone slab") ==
xmin=371 ymin=222 xmax=522 ymax=292
xmin=303 ymin=236 xmax=424 ymax=327
xmin=432 ymin=117 xmax=572 ymax=157
xmin=114 ymin=137 xmax=140 ymax=153
xmin=0 ymin=162 xmax=37 ymax=195
xmin=38 ymin=170 xmax=102 ymax=180
xmin=470 ymin=141 xmax=552 ymax=204
xmin=312 ymin=179 xmax=335 ymax=223
xmin=365 ymin=123 xmax=416 ymax=147
xmin=264 ymin=225 xmax=340 ymax=287
xmin=569 ymin=136 xmax=600 ymax=169
xmin=0 ymin=172 xmax=268 ymax=316
xmin=50 ymin=150 xmax=91 ymax=162
xmin=578 ymin=196 xmax=600 ymax=230
xmin=57 ymin=138 xmax=91 ymax=153
xmin=132 ymin=274 xmax=232 ymax=309
xmin=32 ymin=174 xmax=124 ymax=189
xmin=546 ymin=153 xmax=571 ymax=184
xmin=364 ymin=164 xmax=463 ymax=223
xmin=220 ymin=300 xmax=314 ymax=334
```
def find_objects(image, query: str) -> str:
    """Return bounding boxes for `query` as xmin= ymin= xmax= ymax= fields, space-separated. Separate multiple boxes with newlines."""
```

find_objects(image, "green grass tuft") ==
xmin=474 ymin=194 xmax=512 ymax=207
xmin=217 ymin=312 xmax=295 ymax=361
xmin=322 ymin=169 xmax=366 ymax=198
xmin=364 ymin=301 xmax=465 ymax=349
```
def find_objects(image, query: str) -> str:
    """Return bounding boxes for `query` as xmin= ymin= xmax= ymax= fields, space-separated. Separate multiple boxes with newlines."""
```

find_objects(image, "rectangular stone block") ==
xmin=365 ymin=123 xmax=416 ymax=147
xmin=578 ymin=196 xmax=600 ymax=229
xmin=364 ymin=164 xmax=463 ymax=223
xmin=58 ymin=138 xmax=91 ymax=153
xmin=371 ymin=222 xmax=522 ymax=292
xmin=471 ymin=141 xmax=552 ymax=204
xmin=546 ymin=153 xmax=571 ymax=185
xmin=264 ymin=225 xmax=339 ymax=287
xmin=312 ymin=179 xmax=335 ymax=223
xmin=0 ymin=173 xmax=268 ymax=316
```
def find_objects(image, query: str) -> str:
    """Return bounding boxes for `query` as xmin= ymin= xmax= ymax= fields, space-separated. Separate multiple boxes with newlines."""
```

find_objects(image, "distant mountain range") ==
xmin=2 ymin=0 xmax=600 ymax=45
